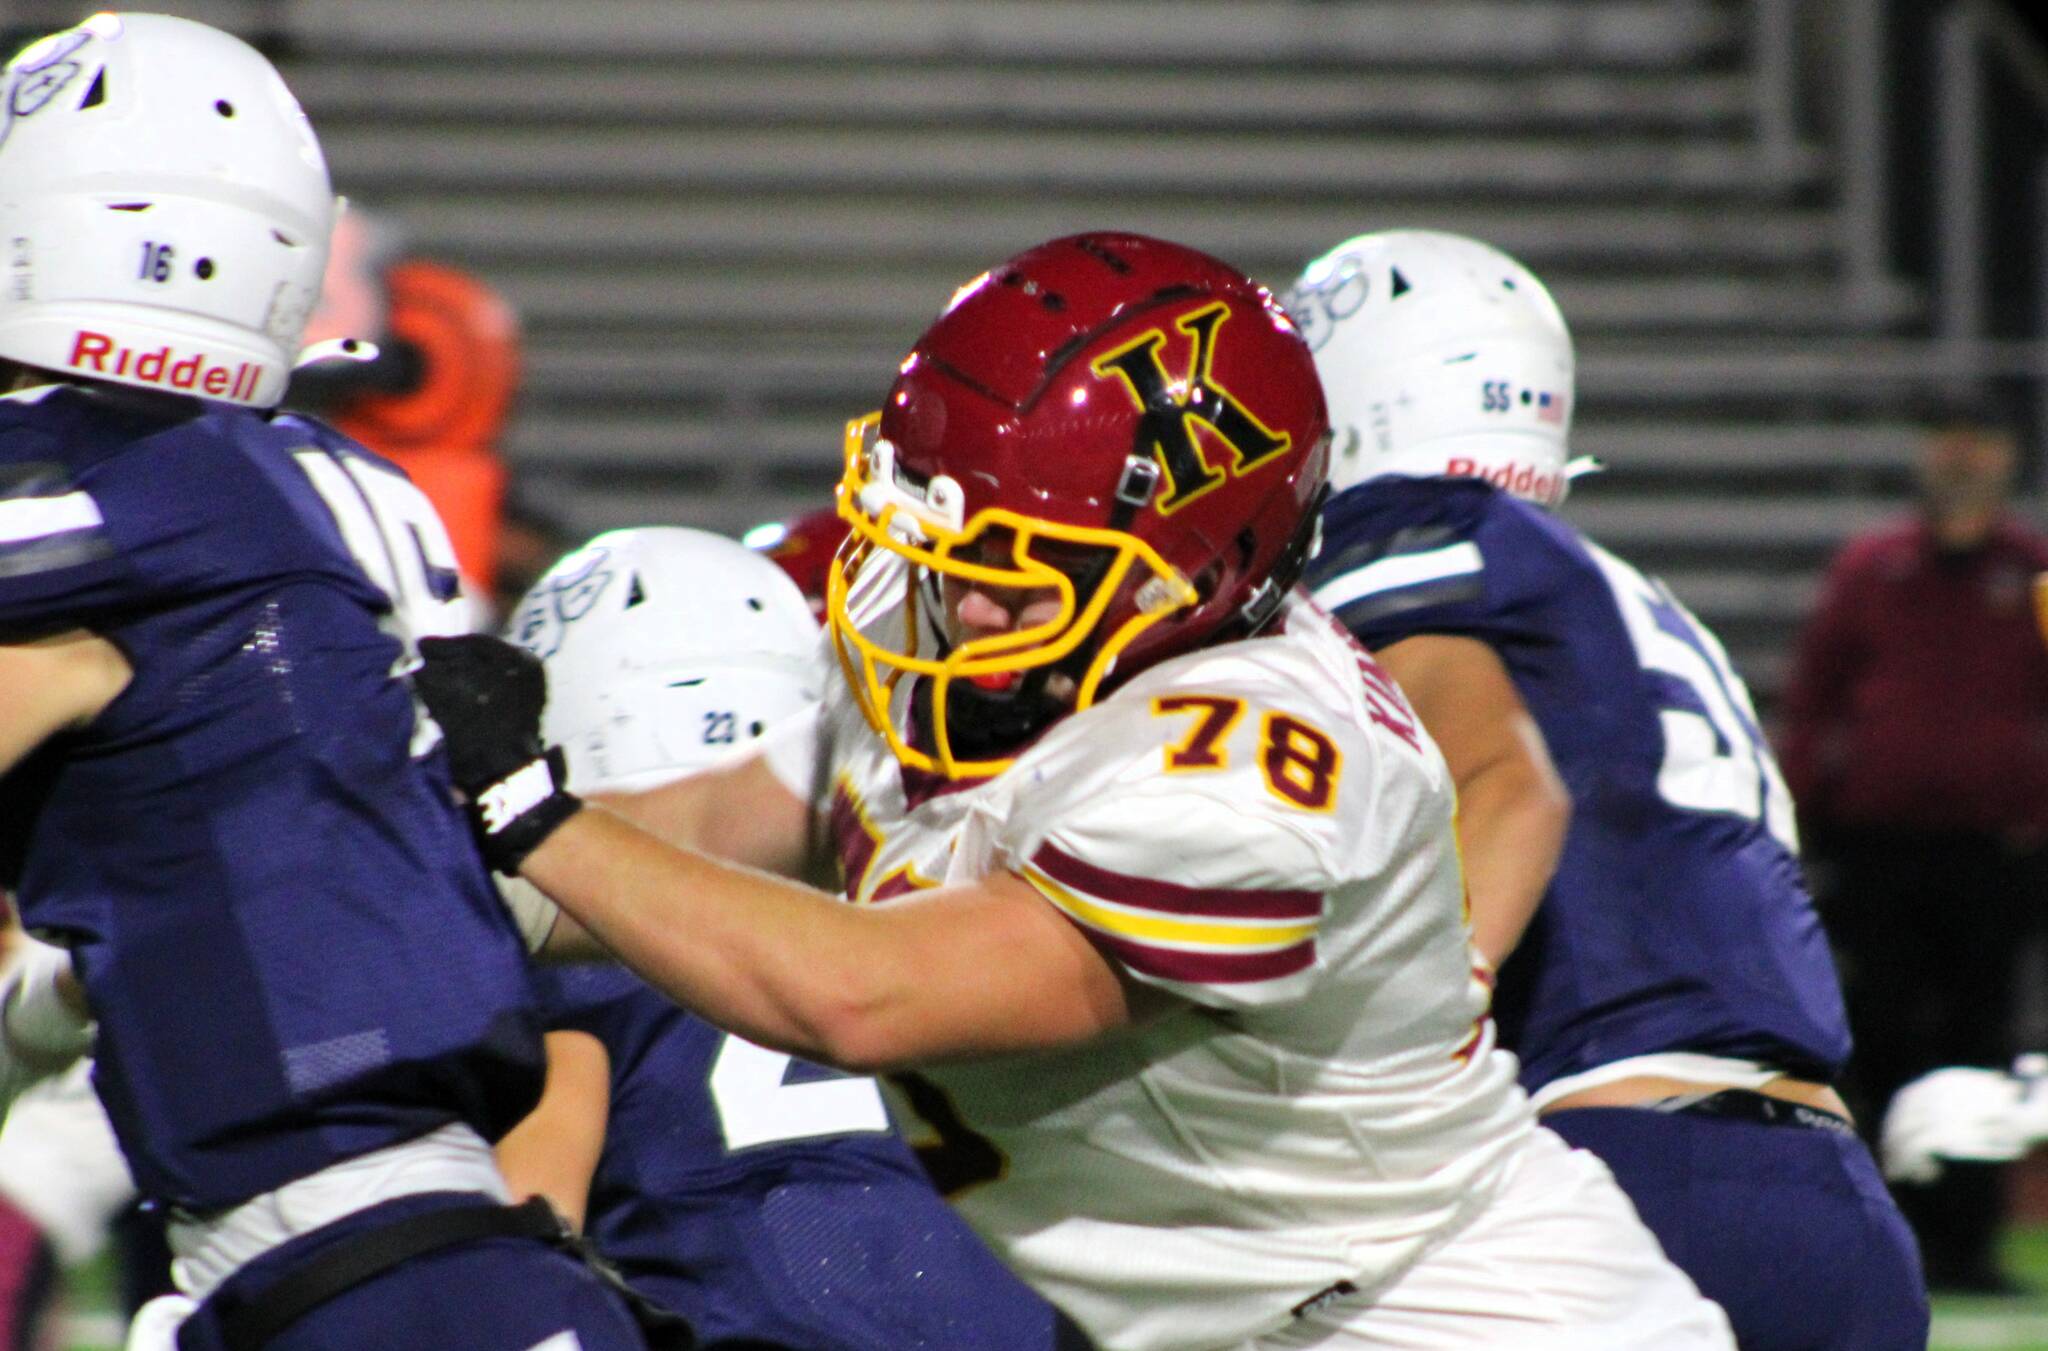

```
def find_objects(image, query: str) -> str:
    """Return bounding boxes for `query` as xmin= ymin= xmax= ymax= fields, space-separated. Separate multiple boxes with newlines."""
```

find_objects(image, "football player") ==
xmin=413 ymin=232 xmax=1735 ymax=1349
xmin=0 ymin=16 xmax=658 ymax=1350
xmin=1285 ymin=230 xmax=1927 ymax=1349
xmin=745 ymin=505 xmax=850 ymax=619
xmin=495 ymin=525 xmax=1091 ymax=1349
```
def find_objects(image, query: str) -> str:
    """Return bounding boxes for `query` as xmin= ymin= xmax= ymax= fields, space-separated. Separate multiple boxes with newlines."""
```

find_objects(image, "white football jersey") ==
xmin=765 ymin=594 xmax=1535 ymax=1351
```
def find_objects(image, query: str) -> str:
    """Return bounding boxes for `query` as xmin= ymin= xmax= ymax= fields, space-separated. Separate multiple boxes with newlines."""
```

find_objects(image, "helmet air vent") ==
xmin=78 ymin=69 xmax=106 ymax=109
xmin=107 ymin=202 xmax=152 ymax=212
xmin=1389 ymin=267 xmax=1411 ymax=298
xmin=215 ymin=99 xmax=235 ymax=118
xmin=1074 ymin=237 xmax=1133 ymax=275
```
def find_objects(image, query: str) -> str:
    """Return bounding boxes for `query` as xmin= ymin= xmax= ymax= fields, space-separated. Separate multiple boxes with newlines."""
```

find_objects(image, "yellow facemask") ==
xmin=826 ymin=413 xmax=1200 ymax=778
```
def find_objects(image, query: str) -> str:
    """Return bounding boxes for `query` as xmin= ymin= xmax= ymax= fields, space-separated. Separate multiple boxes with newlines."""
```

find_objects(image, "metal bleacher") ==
xmin=257 ymin=0 xmax=1947 ymax=702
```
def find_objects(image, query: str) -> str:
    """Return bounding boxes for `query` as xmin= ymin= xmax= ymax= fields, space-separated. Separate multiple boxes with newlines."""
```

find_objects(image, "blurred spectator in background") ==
xmin=290 ymin=206 xmax=567 ymax=617
xmin=1777 ymin=401 xmax=2048 ymax=1292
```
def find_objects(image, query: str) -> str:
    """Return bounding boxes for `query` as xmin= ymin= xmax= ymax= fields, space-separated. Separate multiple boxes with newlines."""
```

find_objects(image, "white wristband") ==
xmin=478 ymin=757 xmax=560 ymax=836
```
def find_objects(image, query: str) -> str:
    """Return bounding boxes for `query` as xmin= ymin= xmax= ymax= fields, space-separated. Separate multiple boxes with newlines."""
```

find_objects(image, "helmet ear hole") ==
xmin=1234 ymin=526 xmax=1259 ymax=573
xmin=1184 ymin=560 xmax=1225 ymax=614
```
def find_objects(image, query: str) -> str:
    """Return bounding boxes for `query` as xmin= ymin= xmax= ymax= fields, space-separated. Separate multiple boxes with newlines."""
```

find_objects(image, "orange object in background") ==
xmin=327 ymin=260 xmax=521 ymax=592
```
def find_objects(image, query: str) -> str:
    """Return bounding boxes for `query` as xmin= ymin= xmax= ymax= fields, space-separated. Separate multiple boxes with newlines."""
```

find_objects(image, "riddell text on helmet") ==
xmin=66 ymin=330 xmax=264 ymax=402
xmin=1446 ymin=456 xmax=1563 ymax=505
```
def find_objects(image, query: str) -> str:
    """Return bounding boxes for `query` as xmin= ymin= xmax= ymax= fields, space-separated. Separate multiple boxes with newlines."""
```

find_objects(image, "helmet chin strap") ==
xmin=911 ymin=666 xmax=1070 ymax=767
xmin=1227 ymin=484 xmax=1329 ymax=641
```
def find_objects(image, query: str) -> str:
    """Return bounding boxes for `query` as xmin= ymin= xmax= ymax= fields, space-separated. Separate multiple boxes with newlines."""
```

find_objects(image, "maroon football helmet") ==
xmin=829 ymin=232 xmax=1330 ymax=777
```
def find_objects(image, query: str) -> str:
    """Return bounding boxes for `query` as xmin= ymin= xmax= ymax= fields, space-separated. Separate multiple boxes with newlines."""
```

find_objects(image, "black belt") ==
xmin=190 ymin=1195 xmax=694 ymax=1351
xmin=1660 ymin=1087 xmax=1854 ymax=1136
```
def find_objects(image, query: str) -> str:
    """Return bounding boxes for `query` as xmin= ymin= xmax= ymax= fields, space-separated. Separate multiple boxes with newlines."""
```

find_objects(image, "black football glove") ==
xmin=412 ymin=634 xmax=581 ymax=874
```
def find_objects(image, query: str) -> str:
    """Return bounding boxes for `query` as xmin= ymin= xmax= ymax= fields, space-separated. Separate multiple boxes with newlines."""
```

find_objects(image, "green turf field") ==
xmin=1929 ymin=1224 xmax=2048 ymax=1350
xmin=50 ymin=1224 xmax=2048 ymax=1349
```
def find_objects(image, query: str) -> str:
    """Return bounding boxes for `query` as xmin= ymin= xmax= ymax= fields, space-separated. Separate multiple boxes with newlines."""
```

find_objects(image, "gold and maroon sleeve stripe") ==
xmin=1031 ymin=841 xmax=1322 ymax=919
xmin=1081 ymin=927 xmax=1317 ymax=985
xmin=1023 ymin=843 xmax=1321 ymax=986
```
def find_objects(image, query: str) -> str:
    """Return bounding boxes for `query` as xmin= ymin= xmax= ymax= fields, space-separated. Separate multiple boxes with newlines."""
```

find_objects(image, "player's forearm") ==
xmin=495 ymin=1031 xmax=609 ymax=1232
xmin=588 ymin=753 xmax=816 ymax=879
xmin=0 ymin=631 xmax=133 ymax=775
xmin=521 ymin=806 xmax=1128 ymax=1071
xmin=521 ymin=804 xmax=938 ymax=1070
xmin=1455 ymin=753 xmax=1570 ymax=969
xmin=0 ymin=934 xmax=92 ymax=1099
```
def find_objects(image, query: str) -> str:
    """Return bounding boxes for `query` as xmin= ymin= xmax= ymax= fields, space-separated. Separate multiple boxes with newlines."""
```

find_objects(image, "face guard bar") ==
xmin=825 ymin=413 xmax=1200 ymax=778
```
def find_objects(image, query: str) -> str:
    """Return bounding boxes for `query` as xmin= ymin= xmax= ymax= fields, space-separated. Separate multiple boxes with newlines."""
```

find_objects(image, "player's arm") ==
xmin=411 ymin=633 xmax=1134 ymax=1067
xmin=0 ymin=634 xmax=118 ymax=1106
xmin=509 ymin=739 xmax=824 ymax=961
xmin=493 ymin=1030 xmax=611 ymax=1231
xmin=0 ymin=894 xmax=93 ymax=1113
xmin=1374 ymin=633 xmax=1569 ymax=968
xmin=0 ymin=630 xmax=132 ymax=775
xmin=520 ymin=805 xmax=1134 ymax=1072
xmin=588 ymin=748 xmax=818 ymax=880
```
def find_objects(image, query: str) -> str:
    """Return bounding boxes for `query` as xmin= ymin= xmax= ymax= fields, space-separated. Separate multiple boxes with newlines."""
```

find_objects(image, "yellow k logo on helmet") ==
xmin=1089 ymin=302 xmax=1296 ymax=515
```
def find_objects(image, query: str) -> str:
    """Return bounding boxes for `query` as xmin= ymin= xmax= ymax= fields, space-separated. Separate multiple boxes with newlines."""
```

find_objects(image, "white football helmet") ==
xmin=1284 ymin=230 xmax=1575 ymax=505
xmin=0 ymin=14 xmax=336 ymax=408
xmin=507 ymin=527 xmax=824 ymax=792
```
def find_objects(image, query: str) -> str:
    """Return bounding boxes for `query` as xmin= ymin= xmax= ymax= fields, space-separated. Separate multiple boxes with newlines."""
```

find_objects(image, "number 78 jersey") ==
xmin=1306 ymin=477 xmax=1850 ymax=1095
xmin=768 ymin=595 xmax=1535 ymax=1350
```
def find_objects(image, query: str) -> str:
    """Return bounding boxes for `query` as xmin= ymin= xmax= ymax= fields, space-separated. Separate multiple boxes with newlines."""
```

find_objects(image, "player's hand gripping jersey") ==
xmin=1307 ymin=477 xmax=1851 ymax=1096
xmin=767 ymin=585 xmax=1532 ymax=1349
xmin=0 ymin=384 xmax=541 ymax=1209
